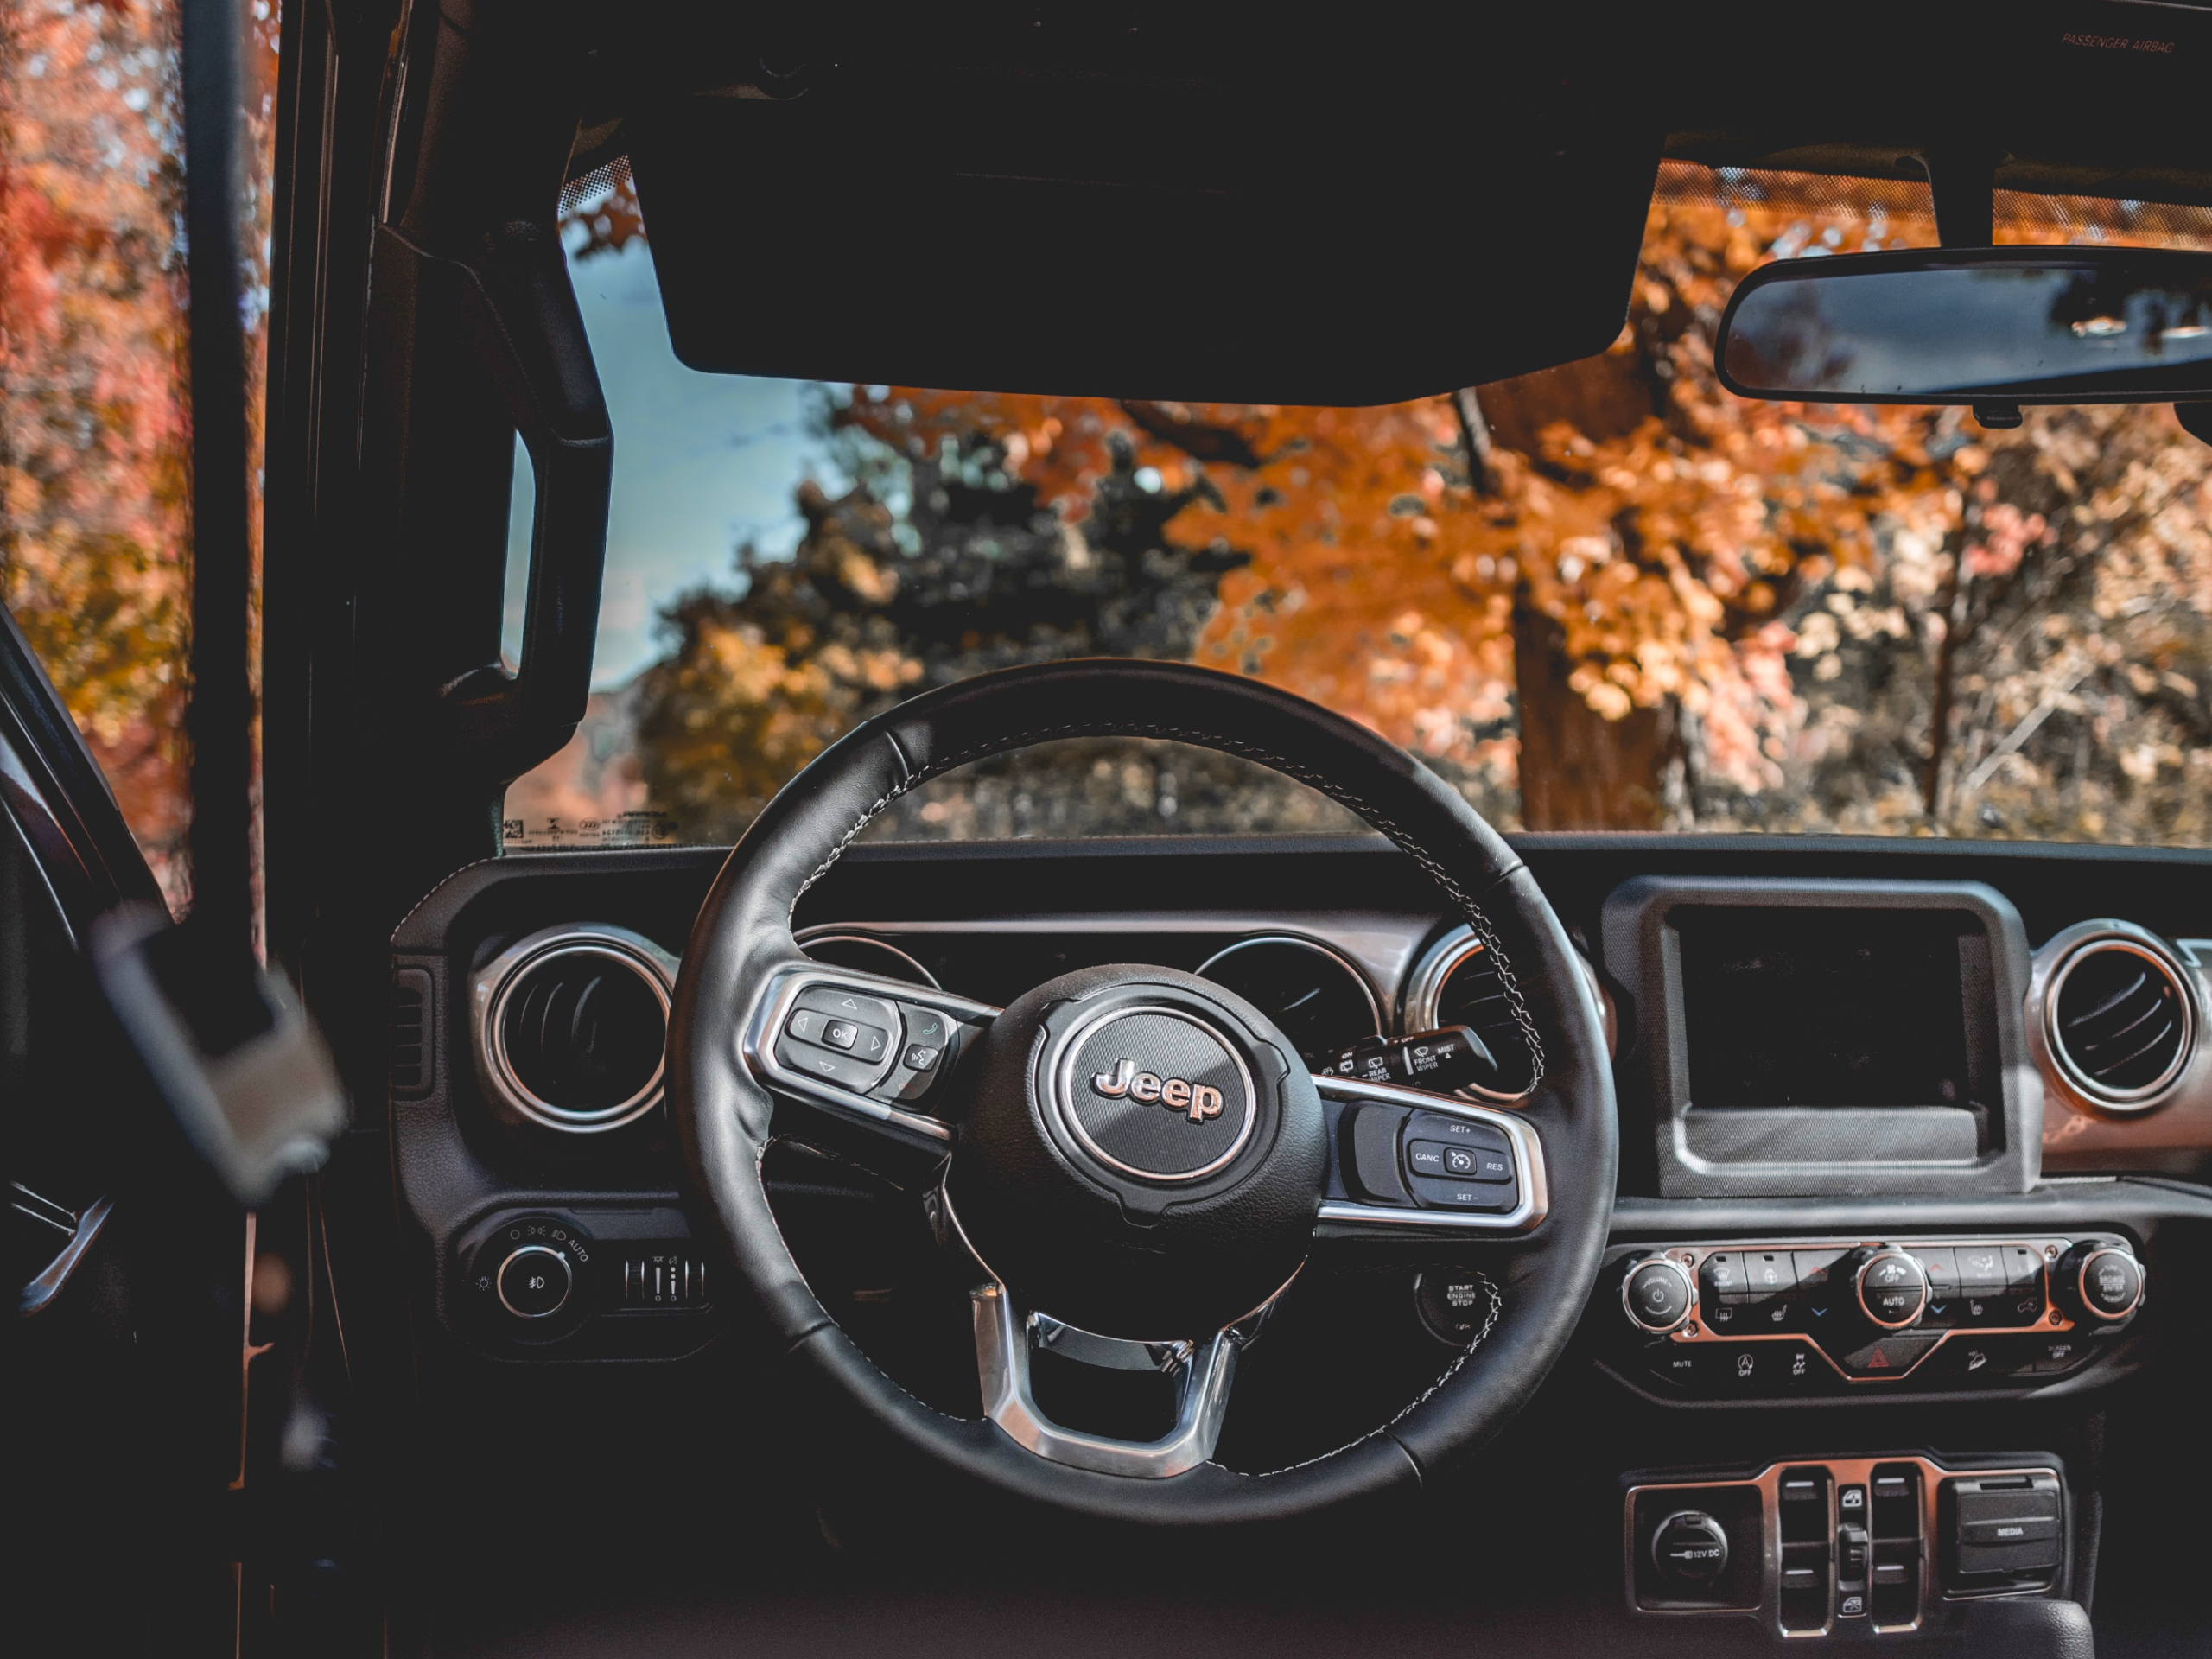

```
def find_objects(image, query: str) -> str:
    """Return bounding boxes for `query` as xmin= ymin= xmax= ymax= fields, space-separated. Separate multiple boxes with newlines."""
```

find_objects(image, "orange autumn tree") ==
xmin=619 ymin=162 xmax=2212 ymax=840
xmin=0 ymin=0 xmax=191 ymax=890
xmin=832 ymin=168 xmax=1988 ymax=830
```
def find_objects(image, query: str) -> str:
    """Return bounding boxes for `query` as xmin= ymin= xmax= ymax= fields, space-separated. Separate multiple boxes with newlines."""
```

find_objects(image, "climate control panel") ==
xmin=1605 ymin=1235 xmax=2143 ymax=1398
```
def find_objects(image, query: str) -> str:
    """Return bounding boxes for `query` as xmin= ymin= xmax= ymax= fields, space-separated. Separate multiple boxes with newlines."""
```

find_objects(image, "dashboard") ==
xmin=387 ymin=831 xmax=2212 ymax=1641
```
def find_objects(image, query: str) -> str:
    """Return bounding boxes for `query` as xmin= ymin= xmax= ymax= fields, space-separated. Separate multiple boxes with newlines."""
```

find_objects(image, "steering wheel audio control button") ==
xmin=900 ymin=1043 xmax=940 ymax=1071
xmin=779 ymin=985 xmax=903 ymax=1090
xmin=777 ymin=1041 xmax=883 ymax=1091
xmin=899 ymin=1006 xmax=950 ymax=1047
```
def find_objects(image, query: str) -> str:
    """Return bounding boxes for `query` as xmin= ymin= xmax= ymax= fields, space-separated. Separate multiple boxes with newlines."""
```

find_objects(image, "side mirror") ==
xmin=1715 ymin=247 xmax=2212 ymax=406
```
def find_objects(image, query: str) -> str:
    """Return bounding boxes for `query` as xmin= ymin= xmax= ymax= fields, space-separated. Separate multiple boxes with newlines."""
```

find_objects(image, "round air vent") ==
xmin=1195 ymin=935 xmax=1381 ymax=1063
xmin=2046 ymin=934 xmax=2194 ymax=1110
xmin=472 ymin=926 xmax=678 ymax=1132
xmin=1403 ymin=925 xmax=1541 ymax=1100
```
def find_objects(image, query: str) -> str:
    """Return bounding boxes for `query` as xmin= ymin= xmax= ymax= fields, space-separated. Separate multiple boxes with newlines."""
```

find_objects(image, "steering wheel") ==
xmin=669 ymin=660 xmax=1616 ymax=1524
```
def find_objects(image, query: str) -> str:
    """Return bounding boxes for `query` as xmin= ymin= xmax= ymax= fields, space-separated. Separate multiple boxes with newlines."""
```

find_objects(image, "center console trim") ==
xmin=1625 ymin=1453 xmax=2068 ymax=1637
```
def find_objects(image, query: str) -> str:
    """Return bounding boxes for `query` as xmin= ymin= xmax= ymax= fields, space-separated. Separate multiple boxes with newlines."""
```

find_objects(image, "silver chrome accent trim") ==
xmin=1625 ymin=1455 xmax=2064 ymax=1635
xmin=16 ymin=1193 xmax=113 ymax=1319
xmin=972 ymin=1284 xmax=1241 ymax=1479
xmin=2032 ymin=922 xmax=2197 ymax=1116
xmin=469 ymin=924 xmax=680 ymax=1133
xmin=793 ymin=925 xmax=941 ymax=988
xmin=494 ymin=1243 xmax=571 ymax=1319
xmin=2075 ymin=1245 xmax=2145 ymax=1321
xmin=1194 ymin=933 xmax=1383 ymax=1040
xmin=1043 ymin=1001 xmax=1257 ymax=1183
xmin=937 ymin=1185 xmax=1284 ymax=1479
xmin=1620 ymin=1254 xmax=1696 ymax=1335
xmin=1408 ymin=925 xmax=1618 ymax=1087
xmin=741 ymin=965 xmax=1001 ymax=1144
xmin=1312 ymin=1072 xmax=1548 ymax=1233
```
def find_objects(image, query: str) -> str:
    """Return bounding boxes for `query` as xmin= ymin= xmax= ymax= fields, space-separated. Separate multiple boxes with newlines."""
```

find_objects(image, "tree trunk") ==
xmin=1468 ymin=355 xmax=1677 ymax=830
xmin=1512 ymin=600 xmax=1678 ymax=830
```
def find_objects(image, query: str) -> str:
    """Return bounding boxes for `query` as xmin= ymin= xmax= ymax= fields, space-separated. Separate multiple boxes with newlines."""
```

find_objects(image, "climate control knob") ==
xmin=1621 ymin=1255 xmax=1697 ymax=1335
xmin=1843 ymin=1248 xmax=1928 ymax=1329
xmin=2056 ymin=1243 xmax=2144 ymax=1323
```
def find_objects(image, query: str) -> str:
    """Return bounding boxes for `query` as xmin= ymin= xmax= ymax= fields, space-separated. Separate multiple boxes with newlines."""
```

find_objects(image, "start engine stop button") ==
xmin=1415 ymin=1270 xmax=1493 ymax=1346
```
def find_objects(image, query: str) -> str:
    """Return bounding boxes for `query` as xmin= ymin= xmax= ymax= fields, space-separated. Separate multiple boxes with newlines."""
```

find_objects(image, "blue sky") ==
xmin=502 ymin=239 xmax=836 ymax=690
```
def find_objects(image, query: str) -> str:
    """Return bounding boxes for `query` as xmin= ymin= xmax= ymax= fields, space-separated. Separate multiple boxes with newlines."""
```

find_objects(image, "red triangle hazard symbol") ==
xmin=1866 ymin=1348 xmax=1891 ymax=1370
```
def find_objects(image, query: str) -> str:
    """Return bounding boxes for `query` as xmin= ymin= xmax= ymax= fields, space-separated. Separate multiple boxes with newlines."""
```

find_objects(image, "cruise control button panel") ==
xmin=1324 ymin=1098 xmax=1527 ymax=1217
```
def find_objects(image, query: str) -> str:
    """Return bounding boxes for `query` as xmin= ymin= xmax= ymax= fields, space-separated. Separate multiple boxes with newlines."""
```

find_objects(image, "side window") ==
xmin=0 ymin=799 xmax=110 ymax=1300
xmin=0 ymin=0 xmax=279 ymax=911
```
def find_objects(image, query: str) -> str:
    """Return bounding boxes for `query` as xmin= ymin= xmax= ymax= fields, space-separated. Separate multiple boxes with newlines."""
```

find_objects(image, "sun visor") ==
xmin=626 ymin=86 xmax=1660 ymax=407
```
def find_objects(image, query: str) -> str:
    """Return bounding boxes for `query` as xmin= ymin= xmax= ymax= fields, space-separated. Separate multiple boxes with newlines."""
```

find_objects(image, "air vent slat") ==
xmin=2050 ymin=938 xmax=2191 ymax=1106
xmin=390 ymin=968 xmax=435 ymax=1098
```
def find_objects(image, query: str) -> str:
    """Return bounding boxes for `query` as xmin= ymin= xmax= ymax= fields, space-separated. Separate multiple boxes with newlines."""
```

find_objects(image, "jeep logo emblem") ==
xmin=1090 ymin=1057 xmax=1224 ymax=1123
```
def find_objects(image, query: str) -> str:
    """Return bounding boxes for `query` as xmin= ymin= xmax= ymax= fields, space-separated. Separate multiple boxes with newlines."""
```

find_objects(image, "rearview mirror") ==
xmin=1715 ymin=248 xmax=2212 ymax=404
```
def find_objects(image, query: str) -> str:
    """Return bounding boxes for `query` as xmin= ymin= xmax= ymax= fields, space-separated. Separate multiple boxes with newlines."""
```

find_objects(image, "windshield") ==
xmin=501 ymin=162 xmax=2212 ymax=850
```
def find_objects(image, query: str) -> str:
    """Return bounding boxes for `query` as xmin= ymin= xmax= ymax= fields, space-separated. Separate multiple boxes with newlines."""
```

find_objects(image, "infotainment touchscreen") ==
xmin=1675 ymin=908 xmax=1975 ymax=1109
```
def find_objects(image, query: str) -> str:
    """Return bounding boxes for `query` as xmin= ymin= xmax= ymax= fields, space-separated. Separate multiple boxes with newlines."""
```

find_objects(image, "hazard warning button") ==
xmin=1837 ymin=1332 xmax=1943 ymax=1377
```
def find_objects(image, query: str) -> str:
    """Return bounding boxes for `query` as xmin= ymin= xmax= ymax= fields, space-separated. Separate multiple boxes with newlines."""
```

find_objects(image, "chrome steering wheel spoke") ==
xmin=931 ymin=1181 xmax=1281 ymax=1478
xmin=1310 ymin=1072 xmax=1549 ymax=1239
xmin=741 ymin=960 xmax=998 ymax=1180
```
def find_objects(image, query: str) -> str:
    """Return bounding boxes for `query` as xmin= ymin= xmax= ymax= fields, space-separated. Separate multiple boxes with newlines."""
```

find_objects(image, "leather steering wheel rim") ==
xmin=669 ymin=659 xmax=1618 ymax=1526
